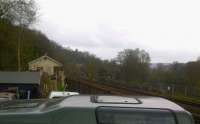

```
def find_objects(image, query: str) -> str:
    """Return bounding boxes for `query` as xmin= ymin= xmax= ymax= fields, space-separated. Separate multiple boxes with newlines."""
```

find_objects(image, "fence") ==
xmin=136 ymin=83 xmax=200 ymax=99
xmin=99 ymin=78 xmax=200 ymax=100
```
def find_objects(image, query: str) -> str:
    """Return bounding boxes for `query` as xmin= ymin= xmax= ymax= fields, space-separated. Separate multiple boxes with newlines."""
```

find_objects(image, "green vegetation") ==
xmin=1 ymin=0 xmax=200 ymax=101
xmin=116 ymin=49 xmax=150 ymax=83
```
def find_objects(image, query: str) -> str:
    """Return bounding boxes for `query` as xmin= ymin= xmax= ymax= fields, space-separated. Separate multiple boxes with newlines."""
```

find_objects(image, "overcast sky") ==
xmin=34 ymin=0 xmax=200 ymax=63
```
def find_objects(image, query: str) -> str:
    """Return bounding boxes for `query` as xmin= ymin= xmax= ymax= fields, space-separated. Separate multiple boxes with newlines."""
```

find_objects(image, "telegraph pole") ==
xmin=17 ymin=26 xmax=22 ymax=72
xmin=17 ymin=0 xmax=23 ymax=72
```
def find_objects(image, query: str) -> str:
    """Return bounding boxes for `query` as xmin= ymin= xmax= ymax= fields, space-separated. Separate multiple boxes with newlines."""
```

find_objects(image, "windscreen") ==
xmin=97 ymin=107 xmax=176 ymax=124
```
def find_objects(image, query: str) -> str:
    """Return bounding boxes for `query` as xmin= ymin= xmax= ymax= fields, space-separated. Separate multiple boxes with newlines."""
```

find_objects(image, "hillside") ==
xmin=0 ymin=19 xmax=102 ymax=78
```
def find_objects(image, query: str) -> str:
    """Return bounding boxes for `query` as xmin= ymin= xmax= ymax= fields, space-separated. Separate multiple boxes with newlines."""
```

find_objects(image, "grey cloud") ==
xmin=149 ymin=50 xmax=200 ymax=63
xmin=35 ymin=18 xmax=200 ymax=63
xmin=94 ymin=24 xmax=142 ymax=49
xmin=61 ymin=32 xmax=102 ymax=48
xmin=58 ymin=25 xmax=142 ymax=50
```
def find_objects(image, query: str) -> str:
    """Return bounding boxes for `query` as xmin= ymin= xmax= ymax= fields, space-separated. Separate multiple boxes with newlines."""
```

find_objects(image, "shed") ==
xmin=0 ymin=72 xmax=40 ymax=99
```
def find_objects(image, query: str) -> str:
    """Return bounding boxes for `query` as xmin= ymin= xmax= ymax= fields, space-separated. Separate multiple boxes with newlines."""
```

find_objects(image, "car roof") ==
xmin=60 ymin=95 xmax=186 ymax=112
xmin=0 ymin=95 xmax=187 ymax=114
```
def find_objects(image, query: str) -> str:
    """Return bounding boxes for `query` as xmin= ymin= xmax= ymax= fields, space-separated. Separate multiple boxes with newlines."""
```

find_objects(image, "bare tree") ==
xmin=0 ymin=0 xmax=37 ymax=26
xmin=0 ymin=0 xmax=16 ymax=19
xmin=0 ymin=0 xmax=37 ymax=71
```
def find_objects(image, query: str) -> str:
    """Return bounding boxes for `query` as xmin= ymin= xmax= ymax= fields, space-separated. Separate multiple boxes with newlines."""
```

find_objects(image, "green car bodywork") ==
xmin=0 ymin=95 xmax=195 ymax=124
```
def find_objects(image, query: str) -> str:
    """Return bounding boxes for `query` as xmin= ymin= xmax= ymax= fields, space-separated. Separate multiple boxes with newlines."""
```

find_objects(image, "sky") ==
xmin=34 ymin=0 xmax=200 ymax=63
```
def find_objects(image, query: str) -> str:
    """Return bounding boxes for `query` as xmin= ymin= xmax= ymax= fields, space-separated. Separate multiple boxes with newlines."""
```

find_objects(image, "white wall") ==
xmin=29 ymin=58 xmax=61 ymax=75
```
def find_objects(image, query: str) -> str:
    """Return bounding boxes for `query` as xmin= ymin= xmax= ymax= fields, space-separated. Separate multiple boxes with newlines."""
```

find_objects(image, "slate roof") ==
xmin=28 ymin=55 xmax=62 ymax=66
xmin=0 ymin=72 xmax=40 ymax=85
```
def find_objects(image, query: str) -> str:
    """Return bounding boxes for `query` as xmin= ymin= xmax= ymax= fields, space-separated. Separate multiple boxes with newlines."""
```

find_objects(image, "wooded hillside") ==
xmin=0 ymin=19 xmax=101 ymax=76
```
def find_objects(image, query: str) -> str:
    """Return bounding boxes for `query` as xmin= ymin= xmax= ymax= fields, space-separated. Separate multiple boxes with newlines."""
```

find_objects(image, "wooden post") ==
xmin=184 ymin=86 xmax=187 ymax=96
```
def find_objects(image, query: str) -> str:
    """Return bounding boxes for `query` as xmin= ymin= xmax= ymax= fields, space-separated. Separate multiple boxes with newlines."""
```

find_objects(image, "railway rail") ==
xmin=68 ymin=78 xmax=200 ymax=124
xmin=193 ymin=114 xmax=200 ymax=124
xmin=100 ymin=80 xmax=200 ymax=124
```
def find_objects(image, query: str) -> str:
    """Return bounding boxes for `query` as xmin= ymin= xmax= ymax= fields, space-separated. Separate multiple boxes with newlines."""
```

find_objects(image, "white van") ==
xmin=48 ymin=91 xmax=79 ymax=99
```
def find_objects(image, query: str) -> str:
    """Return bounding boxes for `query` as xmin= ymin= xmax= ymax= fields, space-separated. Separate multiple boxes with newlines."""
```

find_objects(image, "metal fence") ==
xmin=135 ymin=83 xmax=200 ymax=99
xmin=101 ymin=78 xmax=200 ymax=99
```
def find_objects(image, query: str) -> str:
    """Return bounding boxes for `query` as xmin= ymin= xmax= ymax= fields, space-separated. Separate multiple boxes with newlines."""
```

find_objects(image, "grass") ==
xmin=171 ymin=93 xmax=200 ymax=104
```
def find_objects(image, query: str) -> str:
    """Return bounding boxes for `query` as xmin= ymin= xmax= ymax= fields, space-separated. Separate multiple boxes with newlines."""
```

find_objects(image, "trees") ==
xmin=148 ymin=62 xmax=186 ymax=85
xmin=0 ymin=0 xmax=37 ymax=26
xmin=82 ymin=57 xmax=101 ymax=80
xmin=0 ymin=0 xmax=37 ymax=71
xmin=185 ymin=61 xmax=200 ymax=86
xmin=116 ymin=49 xmax=150 ymax=83
xmin=0 ymin=0 xmax=17 ymax=19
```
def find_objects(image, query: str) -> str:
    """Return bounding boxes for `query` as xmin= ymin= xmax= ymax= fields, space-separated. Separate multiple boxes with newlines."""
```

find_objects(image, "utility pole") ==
xmin=17 ymin=0 xmax=23 ymax=72
xmin=17 ymin=27 xmax=22 ymax=72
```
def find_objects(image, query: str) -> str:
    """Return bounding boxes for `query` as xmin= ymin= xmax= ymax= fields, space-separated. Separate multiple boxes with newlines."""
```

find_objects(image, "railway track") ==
xmin=75 ymin=78 xmax=200 ymax=123
xmin=193 ymin=114 xmax=200 ymax=124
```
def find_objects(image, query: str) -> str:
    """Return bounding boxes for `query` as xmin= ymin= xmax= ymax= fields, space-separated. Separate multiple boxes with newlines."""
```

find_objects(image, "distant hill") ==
xmin=0 ymin=19 xmax=101 ymax=78
xmin=150 ymin=63 xmax=171 ymax=69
